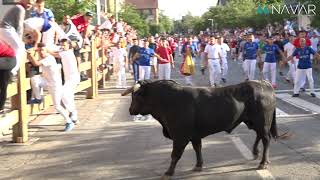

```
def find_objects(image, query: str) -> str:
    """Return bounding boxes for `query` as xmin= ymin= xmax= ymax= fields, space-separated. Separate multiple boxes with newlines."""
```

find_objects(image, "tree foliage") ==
xmin=119 ymin=3 xmax=149 ymax=37
xmin=46 ymin=0 xmax=95 ymax=23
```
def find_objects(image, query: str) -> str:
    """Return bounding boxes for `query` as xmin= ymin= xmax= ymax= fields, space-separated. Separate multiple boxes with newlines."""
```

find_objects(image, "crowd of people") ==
xmin=0 ymin=0 xmax=142 ymax=131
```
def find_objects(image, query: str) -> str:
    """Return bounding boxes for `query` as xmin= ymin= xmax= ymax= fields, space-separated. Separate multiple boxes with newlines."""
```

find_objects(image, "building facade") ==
xmin=125 ymin=0 xmax=159 ymax=24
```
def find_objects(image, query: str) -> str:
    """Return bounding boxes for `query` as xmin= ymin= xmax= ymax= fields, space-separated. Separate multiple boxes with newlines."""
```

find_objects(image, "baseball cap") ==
xmin=85 ymin=12 xmax=94 ymax=17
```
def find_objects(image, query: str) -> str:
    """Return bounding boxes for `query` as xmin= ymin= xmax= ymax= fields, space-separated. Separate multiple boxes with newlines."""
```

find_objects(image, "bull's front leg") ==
xmin=191 ymin=138 xmax=203 ymax=172
xmin=161 ymin=139 xmax=189 ymax=180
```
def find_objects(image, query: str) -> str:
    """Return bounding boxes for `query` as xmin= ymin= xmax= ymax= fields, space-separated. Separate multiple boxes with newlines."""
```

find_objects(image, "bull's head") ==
xmin=121 ymin=81 xmax=152 ymax=115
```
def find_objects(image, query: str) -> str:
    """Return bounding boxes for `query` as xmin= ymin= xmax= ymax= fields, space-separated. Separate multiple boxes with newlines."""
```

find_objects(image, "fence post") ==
xmin=12 ymin=59 xmax=28 ymax=143
xmin=87 ymin=39 xmax=98 ymax=99
xmin=99 ymin=47 xmax=106 ymax=88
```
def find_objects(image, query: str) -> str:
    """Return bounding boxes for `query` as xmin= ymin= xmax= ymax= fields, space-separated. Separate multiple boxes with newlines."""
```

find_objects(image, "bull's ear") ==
xmin=138 ymin=80 xmax=152 ymax=86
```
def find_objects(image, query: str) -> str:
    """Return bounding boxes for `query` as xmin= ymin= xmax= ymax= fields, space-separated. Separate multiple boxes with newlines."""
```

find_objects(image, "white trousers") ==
xmin=243 ymin=59 xmax=256 ymax=80
xmin=0 ymin=28 xmax=25 ymax=75
xmin=185 ymin=76 xmax=193 ymax=85
xmin=158 ymin=63 xmax=171 ymax=80
xmin=139 ymin=66 xmax=151 ymax=80
xmin=263 ymin=62 xmax=277 ymax=84
xmin=208 ymin=59 xmax=221 ymax=86
xmin=287 ymin=59 xmax=298 ymax=81
xmin=31 ymin=75 xmax=72 ymax=123
xmin=221 ymin=57 xmax=228 ymax=79
xmin=294 ymin=68 xmax=314 ymax=94
xmin=116 ymin=66 xmax=126 ymax=87
xmin=62 ymin=77 xmax=78 ymax=114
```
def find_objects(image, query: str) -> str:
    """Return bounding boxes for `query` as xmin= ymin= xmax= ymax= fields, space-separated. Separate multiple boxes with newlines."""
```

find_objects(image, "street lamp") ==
xmin=208 ymin=19 xmax=214 ymax=33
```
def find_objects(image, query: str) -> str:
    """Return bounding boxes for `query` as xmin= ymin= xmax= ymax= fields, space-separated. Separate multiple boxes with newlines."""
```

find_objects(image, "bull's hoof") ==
xmin=257 ymin=163 xmax=269 ymax=170
xmin=160 ymin=175 xmax=171 ymax=180
xmin=192 ymin=166 xmax=203 ymax=172
xmin=253 ymin=154 xmax=259 ymax=160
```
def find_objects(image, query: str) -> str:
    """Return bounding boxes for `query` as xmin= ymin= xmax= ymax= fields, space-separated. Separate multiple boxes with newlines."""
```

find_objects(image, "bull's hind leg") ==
xmin=258 ymin=131 xmax=271 ymax=170
xmin=191 ymin=138 xmax=203 ymax=172
xmin=162 ymin=139 xmax=189 ymax=180
xmin=252 ymin=132 xmax=261 ymax=160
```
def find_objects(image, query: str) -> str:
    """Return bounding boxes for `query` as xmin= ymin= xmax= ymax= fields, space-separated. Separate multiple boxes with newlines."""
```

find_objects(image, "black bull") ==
xmin=122 ymin=80 xmax=278 ymax=179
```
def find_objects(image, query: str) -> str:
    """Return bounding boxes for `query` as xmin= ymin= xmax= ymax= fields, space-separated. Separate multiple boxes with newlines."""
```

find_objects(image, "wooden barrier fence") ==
xmin=0 ymin=39 xmax=109 ymax=143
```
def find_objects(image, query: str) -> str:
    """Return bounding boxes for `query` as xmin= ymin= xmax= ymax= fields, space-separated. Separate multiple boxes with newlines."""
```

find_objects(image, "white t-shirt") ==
xmin=220 ymin=43 xmax=230 ymax=58
xmin=111 ymin=47 xmax=127 ymax=66
xmin=284 ymin=42 xmax=297 ymax=61
xmin=59 ymin=49 xmax=80 ymax=83
xmin=40 ymin=55 xmax=62 ymax=87
xmin=204 ymin=44 xmax=222 ymax=60
xmin=24 ymin=17 xmax=44 ymax=32
xmin=310 ymin=37 xmax=319 ymax=51
xmin=100 ymin=19 xmax=112 ymax=30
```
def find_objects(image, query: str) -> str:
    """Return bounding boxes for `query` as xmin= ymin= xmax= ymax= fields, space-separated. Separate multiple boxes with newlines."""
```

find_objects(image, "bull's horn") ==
xmin=133 ymin=83 xmax=141 ymax=92
xmin=121 ymin=86 xmax=134 ymax=96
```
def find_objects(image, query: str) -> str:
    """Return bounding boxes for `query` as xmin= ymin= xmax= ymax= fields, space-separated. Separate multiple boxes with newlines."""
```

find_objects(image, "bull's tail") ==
xmin=270 ymin=109 xmax=278 ymax=139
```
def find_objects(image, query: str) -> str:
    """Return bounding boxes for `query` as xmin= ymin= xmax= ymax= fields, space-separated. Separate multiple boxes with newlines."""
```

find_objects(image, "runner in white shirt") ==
xmin=310 ymin=33 xmax=319 ymax=52
xmin=24 ymin=17 xmax=68 ymax=51
xmin=27 ymin=43 xmax=74 ymax=132
xmin=50 ymin=39 xmax=80 ymax=124
xmin=110 ymin=42 xmax=128 ymax=88
xmin=284 ymin=36 xmax=297 ymax=83
xmin=204 ymin=36 xmax=222 ymax=87
xmin=217 ymin=36 xmax=230 ymax=83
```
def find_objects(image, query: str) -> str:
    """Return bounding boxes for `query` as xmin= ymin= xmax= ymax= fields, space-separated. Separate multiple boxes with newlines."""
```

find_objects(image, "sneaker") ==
xmin=221 ymin=78 xmax=227 ymax=83
xmin=64 ymin=122 xmax=75 ymax=132
xmin=285 ymin=79 xmax=291 ymax=83
xmin=27 ymin=99 xmax=42 ymax=104
xmin=279 ymin=72 xmax=284 ymax=76
xmin=300 ymin=88 xmax=306 ymax=92
xmin=201 ymin=69 xmax=205 ymax=75
xmin=311 ymin=93 xmax=316 ymax=97
xmin=292 ymin=94 xmax=299 ymax=97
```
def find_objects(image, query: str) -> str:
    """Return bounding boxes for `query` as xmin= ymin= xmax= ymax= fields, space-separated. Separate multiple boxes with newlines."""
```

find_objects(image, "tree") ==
xmin=46 ymin=0 xmax=95 ymax=23
xmin=202 ymin=0 xmax=292 ymax=30
xmin=119 ymin=3 xmax=149 ymax=37
xmin=158 ymin=12 xmax=173 ymax=34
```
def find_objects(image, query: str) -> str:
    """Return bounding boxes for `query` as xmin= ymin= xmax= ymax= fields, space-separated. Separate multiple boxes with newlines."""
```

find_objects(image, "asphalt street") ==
xmin=0 ymin=55 xmax=320 ymax=180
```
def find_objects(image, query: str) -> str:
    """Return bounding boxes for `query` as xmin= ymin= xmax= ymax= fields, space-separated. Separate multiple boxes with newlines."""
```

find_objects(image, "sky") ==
xmin=159 ymin=0 xmax=218 ymax=20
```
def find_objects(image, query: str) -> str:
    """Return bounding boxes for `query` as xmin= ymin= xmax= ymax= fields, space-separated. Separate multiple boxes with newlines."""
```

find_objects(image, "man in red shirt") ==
xmin=156 ymin=38 xmax=174 ymax=80
xmin=293 ymin=30 xmax=311 ymax=48
xmin=71 ymin=12 xmax=93 ymax=45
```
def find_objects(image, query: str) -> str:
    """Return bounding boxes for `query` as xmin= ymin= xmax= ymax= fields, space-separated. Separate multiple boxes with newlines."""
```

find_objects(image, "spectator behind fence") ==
xmin=71 ymin=12 xmax=94 ymax=46
xmin=0 ymin=0 xmax=34 ymax=76
xmin=0 ymin=40 xmax=17 ymax=115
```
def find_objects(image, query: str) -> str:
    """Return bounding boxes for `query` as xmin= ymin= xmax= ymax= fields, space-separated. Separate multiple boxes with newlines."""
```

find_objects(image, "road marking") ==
xmin=276 ymin=108 xmax=288 ymax=117
xmin=231 ymin=137 xmax=254 ymax=160
xmin=231 ymin=136 xmax=275 ymax=180
xmin=256 ymin=170 xmax=276 ymax=180
xmin=276 ymin=93 xmax=320 ymax=114
xmin=275 ymin=88 xmax=320 ymax=93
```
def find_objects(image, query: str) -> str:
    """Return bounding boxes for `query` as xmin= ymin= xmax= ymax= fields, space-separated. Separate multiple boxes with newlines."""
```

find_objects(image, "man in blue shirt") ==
xmin=288 ymin=38 xmax=319 ymax=97
xmin=243 ymin=34 xmax=259 ymax=80
xmin=133 ymin=40 xmax=164 ymax=80
xmin=31 ymin=0 xmax=55 ymax=21
xmin=263 ymin=36 xmax=284 ymax=88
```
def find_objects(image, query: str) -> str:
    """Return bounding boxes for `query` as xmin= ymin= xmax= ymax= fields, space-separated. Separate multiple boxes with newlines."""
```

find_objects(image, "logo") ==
xmin=257 ymin=0 xmax=316 ymax=15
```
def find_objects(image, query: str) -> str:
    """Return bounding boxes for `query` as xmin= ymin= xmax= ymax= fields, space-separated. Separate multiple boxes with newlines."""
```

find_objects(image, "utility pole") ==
xmin=208 ymin=19 xmax=214 ymax=33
